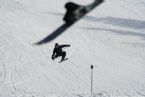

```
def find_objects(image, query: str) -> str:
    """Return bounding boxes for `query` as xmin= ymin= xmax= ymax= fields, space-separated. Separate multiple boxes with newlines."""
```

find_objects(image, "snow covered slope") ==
xmin=0 ymin=0 xmax=145 ymax=97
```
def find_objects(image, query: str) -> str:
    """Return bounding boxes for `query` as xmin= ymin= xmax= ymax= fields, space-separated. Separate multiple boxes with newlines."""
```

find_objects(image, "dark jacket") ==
xmin=52 ymin=45 xmax=70 ymax=58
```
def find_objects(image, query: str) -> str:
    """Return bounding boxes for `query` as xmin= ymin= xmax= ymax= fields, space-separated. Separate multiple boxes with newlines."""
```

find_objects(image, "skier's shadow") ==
xmin=35 ymin=23 xmax=70 ymax=45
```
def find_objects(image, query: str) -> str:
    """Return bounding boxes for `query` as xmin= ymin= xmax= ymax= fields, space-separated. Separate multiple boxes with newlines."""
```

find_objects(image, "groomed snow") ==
xmin=0 ymin=0 xmax=145 ymax=97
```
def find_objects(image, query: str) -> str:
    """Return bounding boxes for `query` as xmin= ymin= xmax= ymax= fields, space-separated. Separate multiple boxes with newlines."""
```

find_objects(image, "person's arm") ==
xmin=60 ymin=44 xmax=70 ymax=48
xmin=51 ymin=49 xmax=55 ymax=60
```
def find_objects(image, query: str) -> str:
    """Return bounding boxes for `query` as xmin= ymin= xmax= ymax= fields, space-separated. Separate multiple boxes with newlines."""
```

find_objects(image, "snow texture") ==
xmin=0 ymin=0 xmax=145 ymax=97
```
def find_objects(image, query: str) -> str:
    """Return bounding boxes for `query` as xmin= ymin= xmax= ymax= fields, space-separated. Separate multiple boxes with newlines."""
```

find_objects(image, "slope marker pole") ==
xmin=91 ymin=65 xmax=94 ymax=93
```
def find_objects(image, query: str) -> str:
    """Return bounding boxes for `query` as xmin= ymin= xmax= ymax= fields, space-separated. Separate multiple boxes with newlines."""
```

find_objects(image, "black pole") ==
xmin=91 ymin=65 xmax=93 ymax=93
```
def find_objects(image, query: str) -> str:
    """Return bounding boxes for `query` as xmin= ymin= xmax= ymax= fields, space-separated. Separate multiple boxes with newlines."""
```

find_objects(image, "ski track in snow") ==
xmin=0 ymin=59 xmax=6 ymax=83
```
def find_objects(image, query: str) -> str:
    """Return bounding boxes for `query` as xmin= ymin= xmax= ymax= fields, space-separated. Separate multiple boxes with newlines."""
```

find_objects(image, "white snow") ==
xmin=0 ymin=0 xmax=145 ymax=97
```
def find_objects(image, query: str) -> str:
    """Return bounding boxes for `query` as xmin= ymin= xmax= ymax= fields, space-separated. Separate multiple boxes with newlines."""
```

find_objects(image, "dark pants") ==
xmin=55 ymin=51 xmax=66 ymax=61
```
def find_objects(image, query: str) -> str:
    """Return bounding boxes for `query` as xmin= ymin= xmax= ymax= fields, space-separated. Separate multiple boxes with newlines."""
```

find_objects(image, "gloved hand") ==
xmin=52 ymin=56 xmax=55 ymax=60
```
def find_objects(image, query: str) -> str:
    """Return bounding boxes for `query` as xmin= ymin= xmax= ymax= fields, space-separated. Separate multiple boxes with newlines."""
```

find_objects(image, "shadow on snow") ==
xmin=81 ymin=27 xmax=145 ymax=47
xmin=83 ymin=16 xmax=145 ymax=30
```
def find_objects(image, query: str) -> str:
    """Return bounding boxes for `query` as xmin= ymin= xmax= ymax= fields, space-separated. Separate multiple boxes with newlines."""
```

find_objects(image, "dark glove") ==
xmin=52 ymin=56 xmax=55 ymax=60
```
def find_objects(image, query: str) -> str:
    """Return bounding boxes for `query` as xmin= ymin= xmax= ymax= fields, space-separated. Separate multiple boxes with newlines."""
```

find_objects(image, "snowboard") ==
xmin=35 ymin=0 xmax=104 ymax=45
xmin=59 ymin=58 xmax=68 ymax=63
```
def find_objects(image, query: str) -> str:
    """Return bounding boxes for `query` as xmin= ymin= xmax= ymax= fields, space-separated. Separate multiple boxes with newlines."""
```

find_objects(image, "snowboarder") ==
xmin=35 ymin=0 xmax=103 ymax=45
xmin=63 ymin=0 xmax=103 ymax=24
xmin=51 ymin=43 xmax=70 ymax=62
xmin=63 ymin=2 xmax=81 ymax=24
